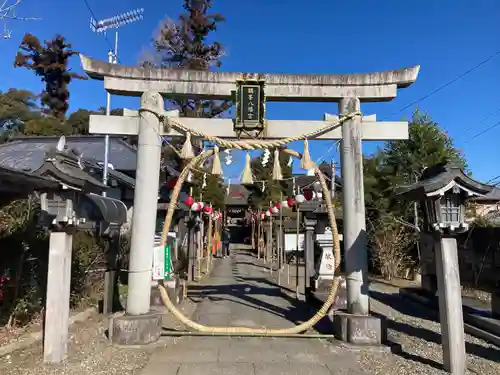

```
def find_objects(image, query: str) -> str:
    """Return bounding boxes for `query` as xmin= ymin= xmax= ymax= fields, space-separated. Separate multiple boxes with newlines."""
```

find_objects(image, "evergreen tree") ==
xmin=14 ymin=33 xmax=86 ymax=120
xmin=364 ymin=109 xmax=468 ymax=221
xmin=247 ymin=150 xmax=293 ymax=209
xmin=142 ymin=0 xmax=229 ymax=198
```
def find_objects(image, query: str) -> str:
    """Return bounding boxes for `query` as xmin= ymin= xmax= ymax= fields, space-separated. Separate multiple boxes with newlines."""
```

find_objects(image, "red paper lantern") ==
xmin=184 ymin=196 xmax=194 ymax=207
xmin=287 ymin=197 xmax=295 ymax=207
xmin=268 ymin=207 xmax=273 ymax=213
xmin=203 ymin=205 xmax=212 ymax=214
xmin=303 ymin=188 xmax=314 ymax=201
xmin=275 ymin=203 xmax=281 ymax=209
xmin=166 ymin=178 xmax=178 ymax=189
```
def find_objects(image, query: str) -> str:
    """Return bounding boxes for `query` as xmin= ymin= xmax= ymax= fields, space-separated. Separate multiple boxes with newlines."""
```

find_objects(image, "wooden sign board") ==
xmin=234 ymin=80 xmax=266 ymax=131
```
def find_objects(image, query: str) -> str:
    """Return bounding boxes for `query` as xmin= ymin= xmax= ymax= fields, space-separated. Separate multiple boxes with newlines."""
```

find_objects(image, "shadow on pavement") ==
xmin=186 ymin=250 xmax=334 ymax=334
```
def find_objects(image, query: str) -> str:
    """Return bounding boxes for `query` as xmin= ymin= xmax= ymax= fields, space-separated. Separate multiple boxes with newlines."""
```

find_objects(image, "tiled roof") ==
xmin=473 ymin=187 xmax=500 ymax=202
xmin=225 ymin=184 xmax=250 ymax=205
xmin=0 ymin=164 xmax=59 ymax=192
xmin=0 ymin=135 xmax=138 ymax=172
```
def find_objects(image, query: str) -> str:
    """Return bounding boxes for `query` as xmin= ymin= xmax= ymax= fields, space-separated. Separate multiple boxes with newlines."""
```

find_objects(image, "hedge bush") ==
xmin=0 ymin=196 xmax=111 ymax=328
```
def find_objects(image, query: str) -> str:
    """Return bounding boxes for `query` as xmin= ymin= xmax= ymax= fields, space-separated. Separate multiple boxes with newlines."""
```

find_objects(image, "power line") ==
xmin=464 ymin=119 xmax=500 ymax=144
xmin=82 ymin=0 xmax=115 ymax=55
xmin=462 ymin=107 xmax=500 ymax=133
xmin=383 ymin=48 xmax=500 ymax=120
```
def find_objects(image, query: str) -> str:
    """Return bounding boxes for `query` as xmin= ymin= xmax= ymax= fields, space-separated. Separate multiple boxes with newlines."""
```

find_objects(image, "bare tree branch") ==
xmin=1 ymin=0 xmax=40 ymax=40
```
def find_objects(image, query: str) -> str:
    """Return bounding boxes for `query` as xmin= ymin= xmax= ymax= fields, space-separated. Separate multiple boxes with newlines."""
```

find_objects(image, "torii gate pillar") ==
xmin=339 ymin=97 xmax=369 ymax=315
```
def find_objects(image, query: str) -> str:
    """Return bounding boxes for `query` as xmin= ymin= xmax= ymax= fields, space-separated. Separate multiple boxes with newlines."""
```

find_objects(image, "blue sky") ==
xmin=2 ymin=0 xmax=500 ymax=182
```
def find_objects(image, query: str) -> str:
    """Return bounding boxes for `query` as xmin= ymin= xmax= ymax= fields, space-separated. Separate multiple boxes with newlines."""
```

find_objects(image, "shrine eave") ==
xmin=80 ymin=55 xmax=420 ymax=102
xmin=396 ymin=163 xmax=493 ymax=201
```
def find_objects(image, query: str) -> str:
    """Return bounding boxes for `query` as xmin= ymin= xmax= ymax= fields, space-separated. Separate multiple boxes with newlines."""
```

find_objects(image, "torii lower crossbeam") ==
xmin=89 ymin=112 xmax=408 ymax=141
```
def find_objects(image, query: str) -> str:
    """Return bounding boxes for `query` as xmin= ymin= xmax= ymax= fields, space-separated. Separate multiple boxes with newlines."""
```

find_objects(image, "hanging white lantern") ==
xmin=281 ymin=200 xmax=289 ymax=209
xmin=295 ymin=194 xmax=305 ymax=204
xmin=191 ymin=202 xmax=201 ymax=212
xmin=265 ymin=211 xmax=271 ymax=217
xmin=316 ymin=192 xmax=323 ymax=200
xmin=199 ymin=202 xmax=205 ymax=209
xmin=271 ymin=206 xmax=279 ymax=214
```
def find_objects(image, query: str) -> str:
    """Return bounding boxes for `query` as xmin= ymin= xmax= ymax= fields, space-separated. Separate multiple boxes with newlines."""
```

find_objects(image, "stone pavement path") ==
xmin=140 ymin=249 xmax=371 ymax=375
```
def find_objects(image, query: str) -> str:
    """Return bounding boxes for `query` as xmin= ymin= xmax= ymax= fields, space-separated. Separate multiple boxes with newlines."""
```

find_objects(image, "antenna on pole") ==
xmin=90 ymin=8 xmax=144 ymax=34
xmin=88 ymin=8 xmax=145 ymax=196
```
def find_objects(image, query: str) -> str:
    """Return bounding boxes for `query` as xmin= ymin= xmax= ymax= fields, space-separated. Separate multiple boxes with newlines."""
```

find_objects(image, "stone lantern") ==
xmin=396 ymin=161 xmax=492 ymax=375
xmin=397 ymin=162 xmax=491 ymax=233
xmin=32 ymin=137 xmax=127 ymax=363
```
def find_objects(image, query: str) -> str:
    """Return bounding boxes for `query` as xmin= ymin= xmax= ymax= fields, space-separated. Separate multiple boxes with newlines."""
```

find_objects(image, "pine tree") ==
xmin=14 ymin=33 xmax=86 ymax=120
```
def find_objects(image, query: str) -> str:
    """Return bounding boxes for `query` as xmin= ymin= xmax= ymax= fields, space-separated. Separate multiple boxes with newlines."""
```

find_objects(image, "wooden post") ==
xmin=196 ymin=219 xmax=203 ymax=280
xmin=295 ymin=206 xmax=300 ymax=299
xmin=257 ymin=220 xmax=261 ymax=259
xmin=251 ymin=218 xmax=255 ymax=250
xmin=187 ymin=219 xmax=196 ymax=282
xmin=304 ymin=218 xmax=317 ymax=296
xmin=44 ymin=231 xmax=73 ymax=364
xmin=266 ymin=220 xmax=272 ymax=268
xmin=270 ymin=214 xmax=274 ymax=275
xmin=435 ymin=236 xmax=466 ymax=375
xmin=279 ymin=192 xmax=283 ymax=270
xmin=206 ymin=215 xmax=213 ymax=273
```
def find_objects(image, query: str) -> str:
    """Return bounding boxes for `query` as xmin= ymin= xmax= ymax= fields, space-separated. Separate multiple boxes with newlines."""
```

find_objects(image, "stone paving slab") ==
xmin=177 ymin=363 xmax=255 ymax=375
xmin=139 ymin=249 xmax=369 ymax=375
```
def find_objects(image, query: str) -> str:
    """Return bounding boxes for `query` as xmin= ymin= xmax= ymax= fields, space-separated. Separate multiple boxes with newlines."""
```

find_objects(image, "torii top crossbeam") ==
xmin=80 ymin=55 xmax=419 ymax=102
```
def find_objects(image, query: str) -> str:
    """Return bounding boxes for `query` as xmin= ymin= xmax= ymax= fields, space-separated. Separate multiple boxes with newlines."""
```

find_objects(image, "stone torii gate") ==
xmin=80 ymin=54 xmax=419 ymax=344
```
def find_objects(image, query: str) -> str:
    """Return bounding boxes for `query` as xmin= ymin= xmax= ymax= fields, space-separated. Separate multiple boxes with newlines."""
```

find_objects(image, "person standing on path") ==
xmin=222 ymin=227 xmax=231 ymax=258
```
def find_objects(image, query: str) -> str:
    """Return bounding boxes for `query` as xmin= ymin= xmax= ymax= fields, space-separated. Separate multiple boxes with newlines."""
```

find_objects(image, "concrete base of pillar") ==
xmin=332 ymin=311 xmax=386 ymax=345
xmin=108 ymin=312 xmax=162 ymax=345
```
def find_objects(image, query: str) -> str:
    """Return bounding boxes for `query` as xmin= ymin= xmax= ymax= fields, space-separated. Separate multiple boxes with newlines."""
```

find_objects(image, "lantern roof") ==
xmin=396 ymin=162 xmax=493 ymax=201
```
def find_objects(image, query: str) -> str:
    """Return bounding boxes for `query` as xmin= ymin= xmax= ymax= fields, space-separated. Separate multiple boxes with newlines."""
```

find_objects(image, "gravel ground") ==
xmin=0 ymin=313 xmax=151 ymax=375
xmin=362 ymin=283 xmax=500 ymax=375
xmin=1 ymin=271 xmax=498 ymax=374
xmin=0 ymin=296 xmax=198 ymax=375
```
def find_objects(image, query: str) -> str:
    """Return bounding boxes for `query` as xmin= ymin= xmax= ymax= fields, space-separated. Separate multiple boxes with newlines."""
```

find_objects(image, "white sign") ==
xmin=152 ymin=245 xmax=165 ymax=281
xmin=284 ymin=233 xmax=304 ymax=252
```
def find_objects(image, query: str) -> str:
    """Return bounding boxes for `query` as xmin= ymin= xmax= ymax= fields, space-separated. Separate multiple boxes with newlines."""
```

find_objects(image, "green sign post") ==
xmin=152 ymin=244 xmax=172 ymax=280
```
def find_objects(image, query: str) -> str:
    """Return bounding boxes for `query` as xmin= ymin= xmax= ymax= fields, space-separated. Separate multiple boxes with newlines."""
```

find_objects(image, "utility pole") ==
xmin=89 ymin=8 xmax=144 ymax=316
xmin=90 ymin=8 xmax=144 ymax=195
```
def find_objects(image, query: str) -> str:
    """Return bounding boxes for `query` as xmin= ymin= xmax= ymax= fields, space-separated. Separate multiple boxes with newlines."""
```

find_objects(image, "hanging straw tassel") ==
xmin=300 ymin=138 xmax=315 ymax=170
xmin=180 ymin=132 xmax=195 ymax=159
xmin=211 ymin=146 xmax=222 ymax=175
xmin=241 ymin=152 xmax=254 ymax=185
xmin=272 ymin=148 xmax=283 ymax=180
